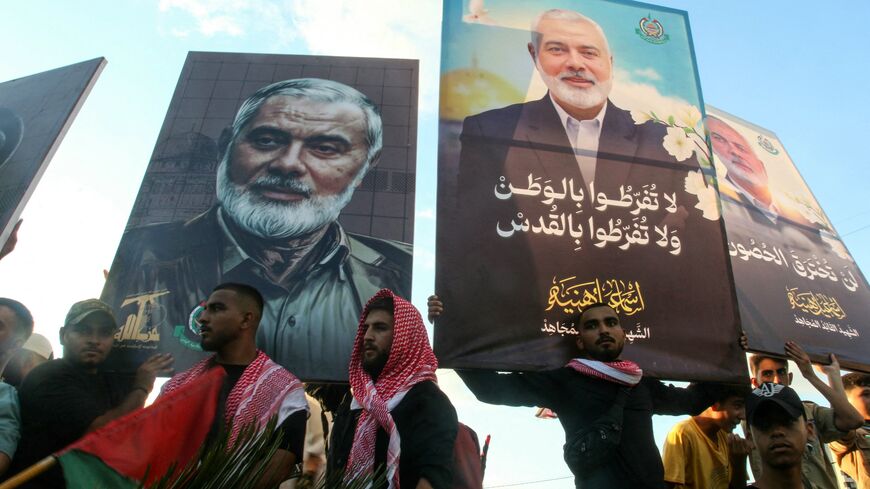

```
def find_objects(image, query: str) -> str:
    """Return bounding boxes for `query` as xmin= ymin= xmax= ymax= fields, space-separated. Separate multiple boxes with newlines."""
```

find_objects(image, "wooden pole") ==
xmin=0 ymin=456 xmax=56 ymax=489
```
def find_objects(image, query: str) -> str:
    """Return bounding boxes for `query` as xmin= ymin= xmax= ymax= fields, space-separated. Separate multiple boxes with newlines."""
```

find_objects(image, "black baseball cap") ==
xmin=746 ymin=382 xmax=804 ymax=427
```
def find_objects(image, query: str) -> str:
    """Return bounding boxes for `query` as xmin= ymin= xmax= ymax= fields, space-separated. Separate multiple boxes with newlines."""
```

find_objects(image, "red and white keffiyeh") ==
xmin=566 ymin=358 xmax=643 ymax=386
xmin=162 ymin=350 xmax=306 ymax=446
xmin=346 ymin=289 xmax=438 ymax=489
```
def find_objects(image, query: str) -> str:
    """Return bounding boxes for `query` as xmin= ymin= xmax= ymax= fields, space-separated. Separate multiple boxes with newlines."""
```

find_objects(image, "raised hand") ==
xmin=784 ymin=341 xmax=814 ymax=379
xmin=134 ymin=353 xmax=174 ymax=392
xmin=427 ymin=294 xmax=443 ymax=324
xmin=727 ymin=433 xmax=753 ymax=460
xmin=814 ymin=353 xmax=841 ymax=378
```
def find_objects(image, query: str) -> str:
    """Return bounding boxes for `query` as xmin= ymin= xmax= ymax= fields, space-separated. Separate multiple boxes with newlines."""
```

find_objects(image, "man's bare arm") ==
xmin=255 ymin=449 xmax=296 ymax=489
xmin=784 ymin=342 xmax=863 ymax=431
xmin=728 ymin=433 xmax=752 ymax=489
xmin=0 ymin=452 xmax=10 ymax=478
xmin=87 ymin=353 xmax=173 ymax=431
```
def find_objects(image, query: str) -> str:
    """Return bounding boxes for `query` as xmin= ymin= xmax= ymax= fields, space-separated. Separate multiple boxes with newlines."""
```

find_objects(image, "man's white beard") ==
xmin=216 ymin=157 xmax=366 ymax=240
xmin=537 ymin=61 xmax=612 ymax=110
xmin=715 ymin=152 xmax=768 ymax=194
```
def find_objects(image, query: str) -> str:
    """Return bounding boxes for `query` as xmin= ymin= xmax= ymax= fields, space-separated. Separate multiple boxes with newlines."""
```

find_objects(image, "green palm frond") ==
xmin=145 ymin=416 xmax=385 ymax=489
xmin=148 ymin=417 xmax=281 ymax=489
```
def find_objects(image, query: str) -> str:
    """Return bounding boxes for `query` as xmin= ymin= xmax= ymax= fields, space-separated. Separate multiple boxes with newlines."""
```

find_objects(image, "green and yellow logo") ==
xmin=636 ymin=15 xmax=669 ymax=45
xmin=757 ymin=135 xmax=780 ymax=155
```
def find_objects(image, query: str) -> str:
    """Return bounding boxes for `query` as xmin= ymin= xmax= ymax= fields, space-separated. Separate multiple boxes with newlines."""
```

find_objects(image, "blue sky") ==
xmin=1 ymin=1 xmax=869 ymax=486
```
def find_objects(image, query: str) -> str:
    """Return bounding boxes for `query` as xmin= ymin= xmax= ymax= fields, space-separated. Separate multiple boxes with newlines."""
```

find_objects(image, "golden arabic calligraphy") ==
xmin=786 ymin=287 xmax=846 ymax=320
xmin=546 ymin=276 xmax=645 ymax=316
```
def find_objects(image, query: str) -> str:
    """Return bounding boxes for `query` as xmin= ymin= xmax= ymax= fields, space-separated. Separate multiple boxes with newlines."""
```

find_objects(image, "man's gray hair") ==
xmin=530 ymin=9 xmax=611 ymax=56
xmin=226 ymin=78 xmax=383 ymax=167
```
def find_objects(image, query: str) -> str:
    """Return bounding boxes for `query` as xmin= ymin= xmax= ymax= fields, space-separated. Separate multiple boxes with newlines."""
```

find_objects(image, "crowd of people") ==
xmin=429 ymin=296 xmax=870 ymax=489
xmin=0 ymin=6 xmax=867 ymax=488
xmin=0 ymin=284 xmax=865 ymax=488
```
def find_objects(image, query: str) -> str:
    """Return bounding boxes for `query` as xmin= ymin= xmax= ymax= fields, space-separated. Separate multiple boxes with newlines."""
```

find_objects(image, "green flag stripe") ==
xmin=57 ymin=450 xmax=139 ymax=489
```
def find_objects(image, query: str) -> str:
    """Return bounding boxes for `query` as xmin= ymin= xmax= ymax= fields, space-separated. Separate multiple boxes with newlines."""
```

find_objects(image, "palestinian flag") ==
xmin=56 ymin=367 xmax=224 ymax=488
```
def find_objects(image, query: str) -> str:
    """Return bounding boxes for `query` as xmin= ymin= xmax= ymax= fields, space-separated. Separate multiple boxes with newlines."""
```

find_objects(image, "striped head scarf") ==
xmin=345 ymin=289 xmax=438 ymax=488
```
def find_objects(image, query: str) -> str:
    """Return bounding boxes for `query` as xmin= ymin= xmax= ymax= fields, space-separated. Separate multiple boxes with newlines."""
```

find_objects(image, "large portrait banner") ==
xmin=0 ymin=58 xmax=105 ymax=250
xmin=435 ymin=0 xmax=744 ymax=381
xmin=708 ymin=106 xmax=870 ymax=373
xmin=102 ymin=52 xmax=418 ymax=381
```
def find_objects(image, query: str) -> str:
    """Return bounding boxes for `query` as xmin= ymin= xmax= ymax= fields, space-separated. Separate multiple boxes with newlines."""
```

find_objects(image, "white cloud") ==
xmin=198 ymin=15 xmax=244 ymax=37
xmin=288 ymin=0 xmax=442 ymax=113
xmin=170 ymin=28 xmax=191 ymax=38
xmin=633 ymin=67 xmax=662 ymax=81
xmin=609 ymin=68 xmax=694 ymax=118
xmin=156 ymin=0 xmax=443 ymax=113
xmin=158 ymin=0 xmax=273 ymax=38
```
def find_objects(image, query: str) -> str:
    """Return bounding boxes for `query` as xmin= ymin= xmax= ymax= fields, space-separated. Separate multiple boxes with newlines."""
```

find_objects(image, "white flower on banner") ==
xmin=684 ymin=170 xmax=720 ymax=221
xmin=630 ymin=109 xmax=652 ymax=125
xmin=663 ymin=126 xmax=695 ymax=162
xmin=676 ymin=105 xmax=702 ymax=131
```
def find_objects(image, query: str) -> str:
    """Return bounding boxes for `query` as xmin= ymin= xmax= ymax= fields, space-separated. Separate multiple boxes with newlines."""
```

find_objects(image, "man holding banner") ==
xmin=430 ymin=296 xmax=721 ymax=489
xmin=13 ymin=300 xmax=173 ymax=488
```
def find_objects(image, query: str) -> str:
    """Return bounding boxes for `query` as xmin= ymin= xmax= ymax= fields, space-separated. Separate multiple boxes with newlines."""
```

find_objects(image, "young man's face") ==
xmin=362 ymin=308 xmax=394 ymax=376
xmin=0 ymin=305 xmax=24 ymax=356
xmin=749 ymin=404 xmax=811 ymax=470
xmin=198 ymin=289 xmax=248 ymax=352
xmin=846 ymin=384 xmax=870 ymax=420
xmin=60 ymin=315 xmax=115 ymax=368
xmin=753 ymin=358 xmax=792 ymax=387
xmin=576 ymin=305 xmax=624 ymax=361
xmin=712 ymin=395 xmax=746 ymax=432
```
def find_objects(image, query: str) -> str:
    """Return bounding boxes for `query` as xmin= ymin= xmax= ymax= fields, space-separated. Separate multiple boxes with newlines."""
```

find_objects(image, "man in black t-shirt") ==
xmin=327 ymin=289 xmax=457 ymax=489
xmin=13 ymin=299 xmax=173 ymax=488
xmin=161 ymin=283 xmax=307 ymax=489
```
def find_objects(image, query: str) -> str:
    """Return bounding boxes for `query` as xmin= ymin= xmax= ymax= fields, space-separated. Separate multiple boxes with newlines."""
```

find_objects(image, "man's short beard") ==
xmin=592 ymin=348 xmax=621 ymax=362
xmin=362 ymin=353 xmax=388 ymax=380
xmin=537 ymin=62 xmax=612 ymax=111
xmin=216 ymin=156 xmax=367 ymax=240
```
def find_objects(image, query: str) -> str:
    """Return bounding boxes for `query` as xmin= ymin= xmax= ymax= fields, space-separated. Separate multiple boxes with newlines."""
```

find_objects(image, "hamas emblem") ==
xmin=757 ymin=135 xmax=780 ymax=155
xmin=636 ymin=15 xmax=670 ymax=44
xmin=171 ymin=301 xmax=205 ymax=351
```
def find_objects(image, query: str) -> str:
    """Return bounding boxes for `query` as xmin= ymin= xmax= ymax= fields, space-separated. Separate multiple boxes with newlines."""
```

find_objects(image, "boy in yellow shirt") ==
xmin=663 ymin=384 xmax=753 ymax=489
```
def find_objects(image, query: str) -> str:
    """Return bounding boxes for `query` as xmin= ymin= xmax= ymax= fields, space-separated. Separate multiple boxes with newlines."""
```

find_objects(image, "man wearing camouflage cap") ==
xmin=11 ymin=299 xmax=173 ymax=488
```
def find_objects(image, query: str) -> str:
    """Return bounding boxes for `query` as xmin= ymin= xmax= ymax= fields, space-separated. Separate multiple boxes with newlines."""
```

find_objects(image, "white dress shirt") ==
xmin=549 ymin=94 xmax=607 ymax=188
